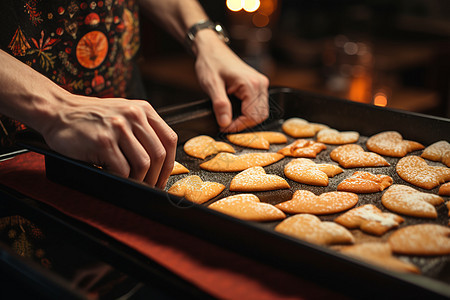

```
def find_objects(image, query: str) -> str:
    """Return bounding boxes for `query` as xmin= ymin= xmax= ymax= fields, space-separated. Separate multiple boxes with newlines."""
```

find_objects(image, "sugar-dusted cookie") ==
xmin=171 ymin=161 xmax=189 ymax=175
xmin=337 ymin=171 xmax=393 ymax=193
xmin=339 ymin=243 xmax=420 ymax=274
xmin=366 ymin=131 xmax=424 ymax=157
xmin=421 ymin=140 xmax=450 ymax=167
xmin=282 ymin=118 xmax=329 ymax=138
xmin=330 ymin=144 xmax=390 ymax=168
xmin=275 ymin=214 xmax=354 ymax=246
xmin=439 ymin=182 xmax=450 ymax=196
xmin=381 ymin=184 xmax=444 ymax=218
xmin=284 ymin=158 xmax=343 ymax=186
xmin=208 ymin=194 xmax=286 ymax=222
xmin=277 ymin=139 xmax=327 ymax=158
xmin=199 ymin=152 xmax=284 ymax=172
xmin=275 ymin=190 xmax=358 ymax=215
xmin=334 ymin=204 xmax=404 ymax=236
xmin=316 ymin=128 xmax=359 ymax=145
xmin=226 ymin=131 xmax=287 ymax=150
xmin=388 ymin=224 xmax=450 ymax=256
xmin=184 ymin=135 xmax=235 ymax=159
xmin=229 ymin=166 xmax=290 ymax=192
xmin=168 ymin=175 xmax=225 ymax=204
xmin=396 ymin=156 xmax=450 ymax=189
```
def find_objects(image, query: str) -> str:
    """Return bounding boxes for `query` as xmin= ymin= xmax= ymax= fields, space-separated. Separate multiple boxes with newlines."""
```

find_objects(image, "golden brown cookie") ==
xmin=229 ymin=166 xmax=290 ymax=192
xmin=334 ymin=204 xmax=404 ymax=236
xmin=388 ymin=224 xmax=450 ymax=256
xmin=381 ymin=184 xmax=444 ymax=218
xmin=337 ymin=171 xmax=393 ymax=193
xmin=396 ymin=156 xmax=450 ymax=189
xmin=226 ymin=131 xmax=287 ymax=150
xmin=339 ymin=243 xmax=420 ymax=274
xmin=199 ymin=152 xmax=284 ymax=172
xmin=316 ymin=128 xmax=359 ymax=145
xmin=277 ymin=139 xmax=327 ymax=158
xmin=439 ymin=182 xmax=450 ymax=196
xmin=421 ymin=140 xmax=450 ymax=167
xmin=168 ymin=175 xmax=225 ymax=204
xmin=184 ymin=135 xmax=235 ymax=159
xmin=366 ymin=131 xmax=424 ymax=157
xmin=275 ymin=190 xmax=358 ymax=215
xmin=284 ymin=158 xmax=343 ymax=186
xmin=330 ymin=144 xmax=390 ymax=168
xmin=171 ymin=161 xmax=189 ymax=175
xmin=275 ymin=214 xmax=354 ymax=246
xmin=208 ymin=194 xmax=286 ymax=222
xmin=282 ymin=118 xmax=329 ymax=138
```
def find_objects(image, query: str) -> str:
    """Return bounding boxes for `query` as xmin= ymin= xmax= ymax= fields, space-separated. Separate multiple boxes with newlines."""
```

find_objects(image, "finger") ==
xmin=220 ymin=115 xmax=259 ymax=133
xmin=98 ymin=141 xmax=131 ymax=179
xmin=202 ymin=78 xmax=233 ymax=128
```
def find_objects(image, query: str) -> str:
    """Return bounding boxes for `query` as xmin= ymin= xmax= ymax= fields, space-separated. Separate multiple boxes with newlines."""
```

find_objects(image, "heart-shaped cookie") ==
xmin=282 ymin=118 xmax=329 ymax=138
xmin=168 ymin=175 xmax=225 ymax=204
xmin=421 ymin=140 xmax=450 ymax=167
xmin=339 ymin=243 xmax=420 ymax=274
xmin=227 ymin=131 xmax=287 ymax=150
xmin=208 ymin=194 xmax=286 ymax=221
xmin=337 ymin=171 xmax=393 ymax=193
xmin=184 ymin=135 xmax=235 ymax=159
xmin=396 ymin=156 xmax=450 ymax=189
xmin=230 ymin=166 xmax=290 ymax=192
xmin=170 ymin=161 xmax=189 ymax=175
xmin=284 ymin=158 xmax=343 ymax=186
xmin=330 ymin=144 xmax=390 ymax=168
xmin=381 ymin=184 xmax=444 ymax=218
xmin=334 ymin=204 xmax=404 ymax=236
xmin=316 ymin=128 xmax=359 ymax=145
xmin=277 ymin=139 xmax=327 ymax=158
xmin=275 ymin=214 xmax=354 ymax=246
xmin=366 ymin=131 xmax=424 ymax=157
xmin=439 ymin=182 xmax=450 ymax=196
xmin=200 ymin=152 xmax=284 ymax=172
xmin=388 ymin=224 xmax=450 ymax=256
xmin=275 ymin=190 xmax=358 ymax=215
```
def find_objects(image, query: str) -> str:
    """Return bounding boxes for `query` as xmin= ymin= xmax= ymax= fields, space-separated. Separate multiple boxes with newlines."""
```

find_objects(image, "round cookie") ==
xmin=366 ymin=131 xmax=424 ymax=157
xmin=168 ymin=175 xmax=225 ymax=204
xmin=439 ymin=182 xmax=450 ymax=196
xmin=275 ymin=190 xmax=358 ymax=215
xmin=229 ymin=166 xmax=290 ymax=192
xmin=284 ymin=158 xmax=343 ymax=186
xmin=316 ymin=128 xmax=359 ymax=145
xmin=208 ymin=194 xmax=286 ymax=222
xmin=330 ymin=144 xmax=390 ymax=168
xmin=275 ymin=214 xmax=355 ymax=246
xmin=388 ymin=224 xmax=450 ymax=256
xmin=334 ymin=204 xmax=404 ymax=236
xmin=381 ymin=184 xmax=444 ymax=218
xmin=396 ymin=156 xmax=450 ymax=190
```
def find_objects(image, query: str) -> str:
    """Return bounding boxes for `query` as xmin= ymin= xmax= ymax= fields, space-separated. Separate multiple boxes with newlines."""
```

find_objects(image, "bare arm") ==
xmin=0 ymin=49 xmax=177 ymax=188
xmin=138 ymin=0 xmax=270 ymax=132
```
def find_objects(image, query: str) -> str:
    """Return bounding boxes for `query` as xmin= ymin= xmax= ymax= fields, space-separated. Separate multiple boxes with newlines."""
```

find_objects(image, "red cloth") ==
xmin=0 ymin=152 xmax=344 ymax=299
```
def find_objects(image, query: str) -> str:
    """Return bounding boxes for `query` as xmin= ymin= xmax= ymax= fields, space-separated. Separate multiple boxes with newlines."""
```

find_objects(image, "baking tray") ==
xmin=19 ymin=87 xmax=450 ymax=299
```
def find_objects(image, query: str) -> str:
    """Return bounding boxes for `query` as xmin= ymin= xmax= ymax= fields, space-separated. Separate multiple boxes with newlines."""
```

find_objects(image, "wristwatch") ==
xmin=185 ymin=20 xmax=230 ymax=52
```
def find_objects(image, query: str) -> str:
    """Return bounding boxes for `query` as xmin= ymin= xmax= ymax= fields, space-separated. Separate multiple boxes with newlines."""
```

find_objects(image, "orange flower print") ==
xmin=76 ymin=31 xmax=108 ymax=69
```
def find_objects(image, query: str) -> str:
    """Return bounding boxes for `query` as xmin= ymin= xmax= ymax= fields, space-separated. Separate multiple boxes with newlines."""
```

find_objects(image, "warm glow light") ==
xmin=374 ymin=92 xmax=388 ymax=107
xmin=243 ymin=0 xmax=260 ymax=12
xmin=226 ymin=0 xmax=243 ymax=12
xmin=252 ymin=13 xmax=269 ymax=27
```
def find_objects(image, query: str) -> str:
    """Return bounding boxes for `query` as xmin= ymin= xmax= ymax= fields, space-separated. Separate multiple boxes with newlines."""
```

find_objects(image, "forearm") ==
xmin=0 ymin=49 xmax=69 ymax=135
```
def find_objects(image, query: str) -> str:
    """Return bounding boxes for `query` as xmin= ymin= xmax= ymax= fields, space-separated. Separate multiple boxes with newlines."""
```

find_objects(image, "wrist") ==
xmin=186 ymin=20 xmax=230 ymax=56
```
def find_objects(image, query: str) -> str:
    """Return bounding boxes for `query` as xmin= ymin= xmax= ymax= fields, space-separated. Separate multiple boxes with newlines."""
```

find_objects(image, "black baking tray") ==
xmin=18 ymin=87 xmax=450 ymax=299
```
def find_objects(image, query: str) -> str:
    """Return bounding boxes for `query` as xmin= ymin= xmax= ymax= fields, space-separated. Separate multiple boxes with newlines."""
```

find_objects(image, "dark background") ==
xmin=138 ymin=0 xmax=450 ymax=118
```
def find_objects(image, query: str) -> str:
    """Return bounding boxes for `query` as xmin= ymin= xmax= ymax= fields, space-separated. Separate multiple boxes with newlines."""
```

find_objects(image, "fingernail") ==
xmin=219 ymin=114 xmax=230 ymax=127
